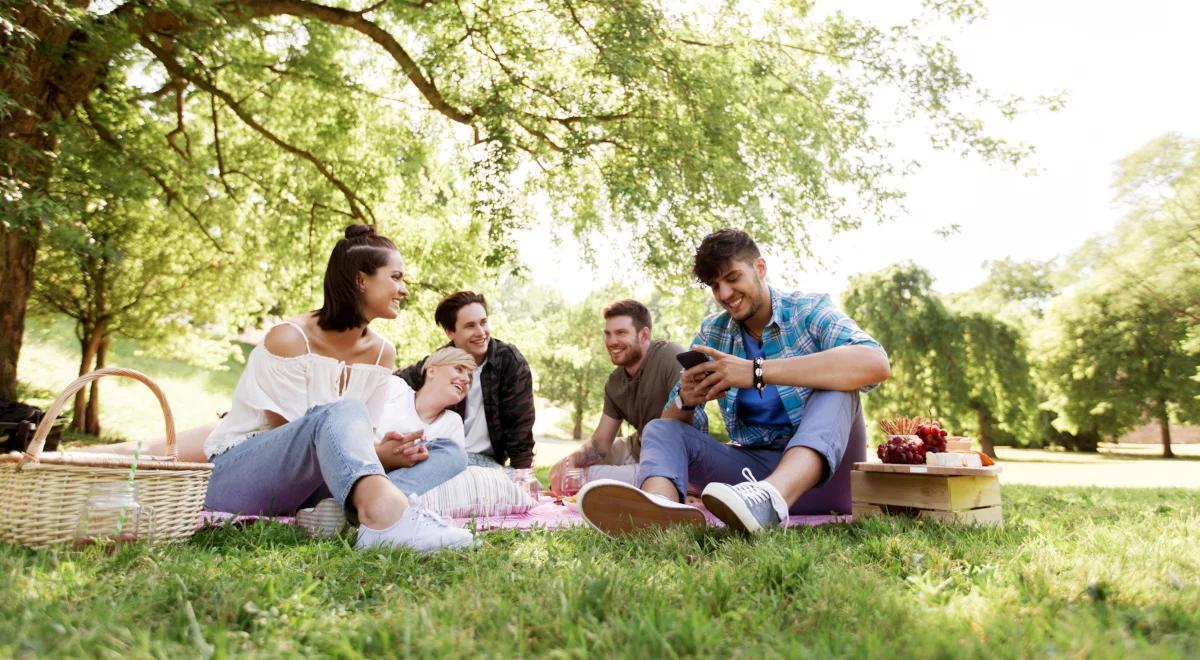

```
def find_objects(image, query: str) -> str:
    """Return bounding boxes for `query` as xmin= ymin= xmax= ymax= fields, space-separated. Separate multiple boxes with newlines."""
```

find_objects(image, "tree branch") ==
xmin=164 ymin=74 xmax=192 ymax=160
xmin=237 ymin=0 xmax=476 ymax=125
xmin=140 ymin=35 xmax=375 ymax=223
xmin=210 ymin=94 xmax=237 ymax=198
xmin=563 ymin=0 xmax=604 ymax=55
xmin=78 ymin=99 xmax=234 ymax=255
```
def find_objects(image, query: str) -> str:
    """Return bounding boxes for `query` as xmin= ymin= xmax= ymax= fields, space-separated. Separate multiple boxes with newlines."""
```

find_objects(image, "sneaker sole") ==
xmin=701 ymin=483 xmax=761 ymax=534
xmin=578 ymin=482 xmax=706 ymax=537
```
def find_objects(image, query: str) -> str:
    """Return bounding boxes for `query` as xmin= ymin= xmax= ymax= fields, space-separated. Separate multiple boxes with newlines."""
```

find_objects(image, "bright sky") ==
xmin=515 ymin=1 xmax=1200 ymax=302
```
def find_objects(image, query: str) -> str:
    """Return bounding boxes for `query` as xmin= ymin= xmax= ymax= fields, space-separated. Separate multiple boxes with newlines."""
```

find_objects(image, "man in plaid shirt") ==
xmin=579 ymin=229 xmax=891 ymax=535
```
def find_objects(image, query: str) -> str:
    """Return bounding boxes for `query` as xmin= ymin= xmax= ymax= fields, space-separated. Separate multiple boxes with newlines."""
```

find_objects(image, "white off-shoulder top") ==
xmin=204 ymin=321 xmax=394 ymax=459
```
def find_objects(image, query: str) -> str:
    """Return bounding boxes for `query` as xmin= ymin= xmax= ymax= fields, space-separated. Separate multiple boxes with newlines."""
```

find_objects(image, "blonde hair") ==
xmin=423 ymin=346 xmax=476 ymax=374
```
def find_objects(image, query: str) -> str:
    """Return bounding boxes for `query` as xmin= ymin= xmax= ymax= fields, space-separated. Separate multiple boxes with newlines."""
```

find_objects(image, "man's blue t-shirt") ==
xmin=736 ymin=328 xmax=791 ymax=428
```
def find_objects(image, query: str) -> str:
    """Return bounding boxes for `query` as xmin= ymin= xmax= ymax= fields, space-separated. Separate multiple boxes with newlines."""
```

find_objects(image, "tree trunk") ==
xmin=0 ymin=1 xmax=109 ymax=400
xmin=1157 ymin=401 xmax=1174 ymax=459
xmin=72 ymin=323 xmax=103 ymax=432
xmin=0 ymin=227 xmax=40 ymax=401
xmin=84 ymin=334 xmax=109 ymax=436
xmin=572 ymin=381 xmax=584 ymax=440
xmin=976 ymin=409 xmax=997 ymax=459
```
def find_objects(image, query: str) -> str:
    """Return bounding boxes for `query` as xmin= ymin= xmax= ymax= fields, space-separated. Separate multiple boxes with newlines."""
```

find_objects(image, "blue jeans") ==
xmin=635 ymin=390 xmax=866 ymax=515
xmin=204 ymin=400 xmax=467 ymax=524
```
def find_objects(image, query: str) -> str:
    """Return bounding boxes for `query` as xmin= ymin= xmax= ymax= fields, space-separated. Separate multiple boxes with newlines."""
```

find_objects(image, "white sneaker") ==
xmin=296 ymin=498 xmax=347 ymax=538
xmin=354 ymin=502 xmax=475 ymax=552
xmin=577 ymin=478 xmax=706 ymax=537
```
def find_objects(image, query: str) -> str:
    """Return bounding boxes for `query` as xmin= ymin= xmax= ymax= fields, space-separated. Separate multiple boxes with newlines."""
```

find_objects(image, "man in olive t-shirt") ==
xmin=549 ymin=299 xmax=683 ymax=494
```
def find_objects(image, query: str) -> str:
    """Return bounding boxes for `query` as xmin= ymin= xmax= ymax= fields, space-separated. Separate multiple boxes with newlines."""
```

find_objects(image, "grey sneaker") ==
xmin=296 ymin=498 xmax=347 ymax=538
xmin=578 ymin=479 xmax=707 ymax=537
xmin=355 ymin=502 xmax=474 ymax=552
xmin=701 ymin=468 xmax=789 ymax=533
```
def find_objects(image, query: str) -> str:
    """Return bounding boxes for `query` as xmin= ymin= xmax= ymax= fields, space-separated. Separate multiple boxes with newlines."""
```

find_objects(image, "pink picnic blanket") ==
xmin=457 ymin=500 xmax=849 ymax=531
xmin=199 ymin=502 xmax=848 ymax=532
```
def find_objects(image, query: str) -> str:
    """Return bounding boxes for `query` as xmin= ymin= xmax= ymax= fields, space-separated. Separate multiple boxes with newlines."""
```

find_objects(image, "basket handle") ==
xmin=24 ymin=366 xmax=177 ymax=461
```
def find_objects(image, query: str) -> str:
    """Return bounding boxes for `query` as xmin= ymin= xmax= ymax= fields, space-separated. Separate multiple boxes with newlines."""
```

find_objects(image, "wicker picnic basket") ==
xmin=0 ymin=367 xmax=213 ymax=549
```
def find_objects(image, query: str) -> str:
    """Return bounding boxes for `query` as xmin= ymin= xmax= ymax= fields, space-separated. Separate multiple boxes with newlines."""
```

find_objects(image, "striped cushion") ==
xmin=414 ymin=466 xmax=536 ymax=518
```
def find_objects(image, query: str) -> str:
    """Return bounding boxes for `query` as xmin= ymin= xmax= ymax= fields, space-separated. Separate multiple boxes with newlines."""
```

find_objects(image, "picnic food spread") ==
xmin=876 ymin=416 xmax=996 ymax=467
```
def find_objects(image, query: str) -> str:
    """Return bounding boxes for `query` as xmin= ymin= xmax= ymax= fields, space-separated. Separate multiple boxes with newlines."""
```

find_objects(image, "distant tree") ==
xmin=950 ymin=257 xmax=1058 ymax=326
xmin=30 ymin=124 xmax=256 ymax=435
xmin=1109 ymin=133 xmax=1200 ymax=362
xmin=1037 ymin=291 xmax=1200 ymax=458
xmin=949 ymin=257 xmax=1059 ymax=448
xmin=843 ymin=265 xmax=958 ymax=427
xmin=844 ymin=263 xmax=1037 ymax=456
xmin=954 ymin=312 xmax=1037 ymax=456
xmin=1035 ymin=134 xmax=1200 ymax=458
xmin=532 ymin=292 xmax=617 ymax=440
xmin=1035 ymin=135 xmax=1200 ymax=458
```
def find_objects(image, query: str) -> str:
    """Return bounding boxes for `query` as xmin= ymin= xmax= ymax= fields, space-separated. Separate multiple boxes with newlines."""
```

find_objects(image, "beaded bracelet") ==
xmin=753 ymin=357 xmax=765 ymax=393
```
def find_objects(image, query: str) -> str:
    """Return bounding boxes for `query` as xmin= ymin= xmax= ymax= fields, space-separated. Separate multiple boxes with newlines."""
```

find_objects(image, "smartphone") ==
xmin=676 ymin=350 xmax=711 ymax=370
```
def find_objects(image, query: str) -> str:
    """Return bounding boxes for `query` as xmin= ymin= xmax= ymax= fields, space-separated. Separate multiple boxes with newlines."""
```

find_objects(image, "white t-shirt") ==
xmin=377 ymin=376 xmax=465 ymax=447
xmin=462 ymin=362 xmax=491 ymax=454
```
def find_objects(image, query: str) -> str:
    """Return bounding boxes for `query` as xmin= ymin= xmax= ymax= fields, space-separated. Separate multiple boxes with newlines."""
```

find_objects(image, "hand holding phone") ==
xmin=676 ymin=350 xmax=711 ymax=370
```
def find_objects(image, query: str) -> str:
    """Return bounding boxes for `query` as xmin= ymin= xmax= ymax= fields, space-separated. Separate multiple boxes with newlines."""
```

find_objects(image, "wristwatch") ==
xmin=673 ymin=393 xmax=696 ymax=411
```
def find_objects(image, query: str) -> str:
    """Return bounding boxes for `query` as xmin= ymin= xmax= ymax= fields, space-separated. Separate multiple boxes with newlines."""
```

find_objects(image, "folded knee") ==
xmin=640 ymin=419 xmax=689 ymax=450
xmin=312 ymin=399 xmax=372 ymax=441
xmin=315 ymin=398 xmax=370 ymax=420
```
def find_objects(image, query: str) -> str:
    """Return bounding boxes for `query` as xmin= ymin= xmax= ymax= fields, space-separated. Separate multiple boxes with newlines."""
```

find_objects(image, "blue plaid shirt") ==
xmin=669 ymin=287 xmax=885 ymax=447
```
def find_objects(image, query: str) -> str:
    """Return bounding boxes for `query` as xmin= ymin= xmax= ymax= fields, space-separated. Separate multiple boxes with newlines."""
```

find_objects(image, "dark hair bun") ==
xmin=344 ymin=224 xmax=376 ymax=239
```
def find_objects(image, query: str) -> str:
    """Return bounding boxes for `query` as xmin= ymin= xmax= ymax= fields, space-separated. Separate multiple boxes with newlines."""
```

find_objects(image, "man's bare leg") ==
xmin=764 ymin=446 xmax=823 ymax=505
xmin=641 ymin=476 xmax=680 ymax=502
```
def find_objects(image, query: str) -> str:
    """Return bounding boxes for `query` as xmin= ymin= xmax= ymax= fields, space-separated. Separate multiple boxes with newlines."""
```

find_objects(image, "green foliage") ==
xmin=1035 ymin=135 xmax=1200 ymax=450
xmin=949 ymin=257 xmax=1058 ymax=328
xmin=1037 ymin=292 xmax=1200 ymax=439
xmin=31 ymin=120 xmax=256 ymax=370
xmin=843 ymin=263 xmax=1037 ymax=449
xmin=3 ymin=0 xmax=1048 ymax=399
xmin=524 ymin=288 xmax=628 ymax=440
xmin=8 ymin=0 xmax=1040 ymax=277
xmin=1 ymin=485 xmax=1197 ymax=656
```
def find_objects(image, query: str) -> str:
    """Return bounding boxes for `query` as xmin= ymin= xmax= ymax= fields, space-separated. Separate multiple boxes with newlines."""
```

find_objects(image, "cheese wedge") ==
xmin=925 ymin=452 xmax=983 ymax=468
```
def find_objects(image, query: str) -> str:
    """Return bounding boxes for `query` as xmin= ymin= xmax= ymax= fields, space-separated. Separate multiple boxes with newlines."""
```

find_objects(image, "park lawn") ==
xmin=1 ymin=485 xmax=1196 ymax=658
xmin=18 ymin=317 xmax=247 ymax=443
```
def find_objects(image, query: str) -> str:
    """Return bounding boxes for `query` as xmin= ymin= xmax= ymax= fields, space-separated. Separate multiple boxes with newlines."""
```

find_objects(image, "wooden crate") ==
xmin=851 ymin=462 xmax=1003 ymax=526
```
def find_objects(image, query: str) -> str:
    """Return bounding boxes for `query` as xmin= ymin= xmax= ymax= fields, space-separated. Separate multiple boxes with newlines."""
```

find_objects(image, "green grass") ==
xmin=10 ymin=316 xmax=1200 ymax=656
xmin=18 ymin=317 xmax=248 ymax=443
xmin=2 ymin=485 xmax=1197 ymax=658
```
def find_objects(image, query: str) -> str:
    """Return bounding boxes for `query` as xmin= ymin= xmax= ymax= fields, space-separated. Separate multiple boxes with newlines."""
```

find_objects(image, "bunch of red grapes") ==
xmin=915 ymin=421 xmax=948 ymax=453
xmin=877 ymin=419 xmax=950 ymax=464
xmin=876 ymin=436 xmax=926 ymax=464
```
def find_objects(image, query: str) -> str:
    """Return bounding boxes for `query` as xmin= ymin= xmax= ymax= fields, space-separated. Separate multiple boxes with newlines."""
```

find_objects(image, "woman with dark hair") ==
xmin=202 ymin=225 xmax=473 ymax=552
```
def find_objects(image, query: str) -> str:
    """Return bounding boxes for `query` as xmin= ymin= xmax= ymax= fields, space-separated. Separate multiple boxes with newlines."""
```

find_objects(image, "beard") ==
xmin=731 ymin=281 xmax=768 ymax=321
xmin=611 ymin=343 xmax=645 ymax=368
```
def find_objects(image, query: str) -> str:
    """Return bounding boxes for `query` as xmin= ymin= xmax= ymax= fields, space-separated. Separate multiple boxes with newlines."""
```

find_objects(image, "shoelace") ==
xmin=408 ymin=503 xmax=454 ymax=529
xmin=731 ymin=467 xmax=770 ymax=505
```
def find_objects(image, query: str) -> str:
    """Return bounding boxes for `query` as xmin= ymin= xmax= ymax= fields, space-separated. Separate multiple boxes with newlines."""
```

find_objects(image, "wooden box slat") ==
xmin=851 ymin=471 xmax=1000 ymax=511
xmin=852 ymin=461 xmax=1001 ymax=477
